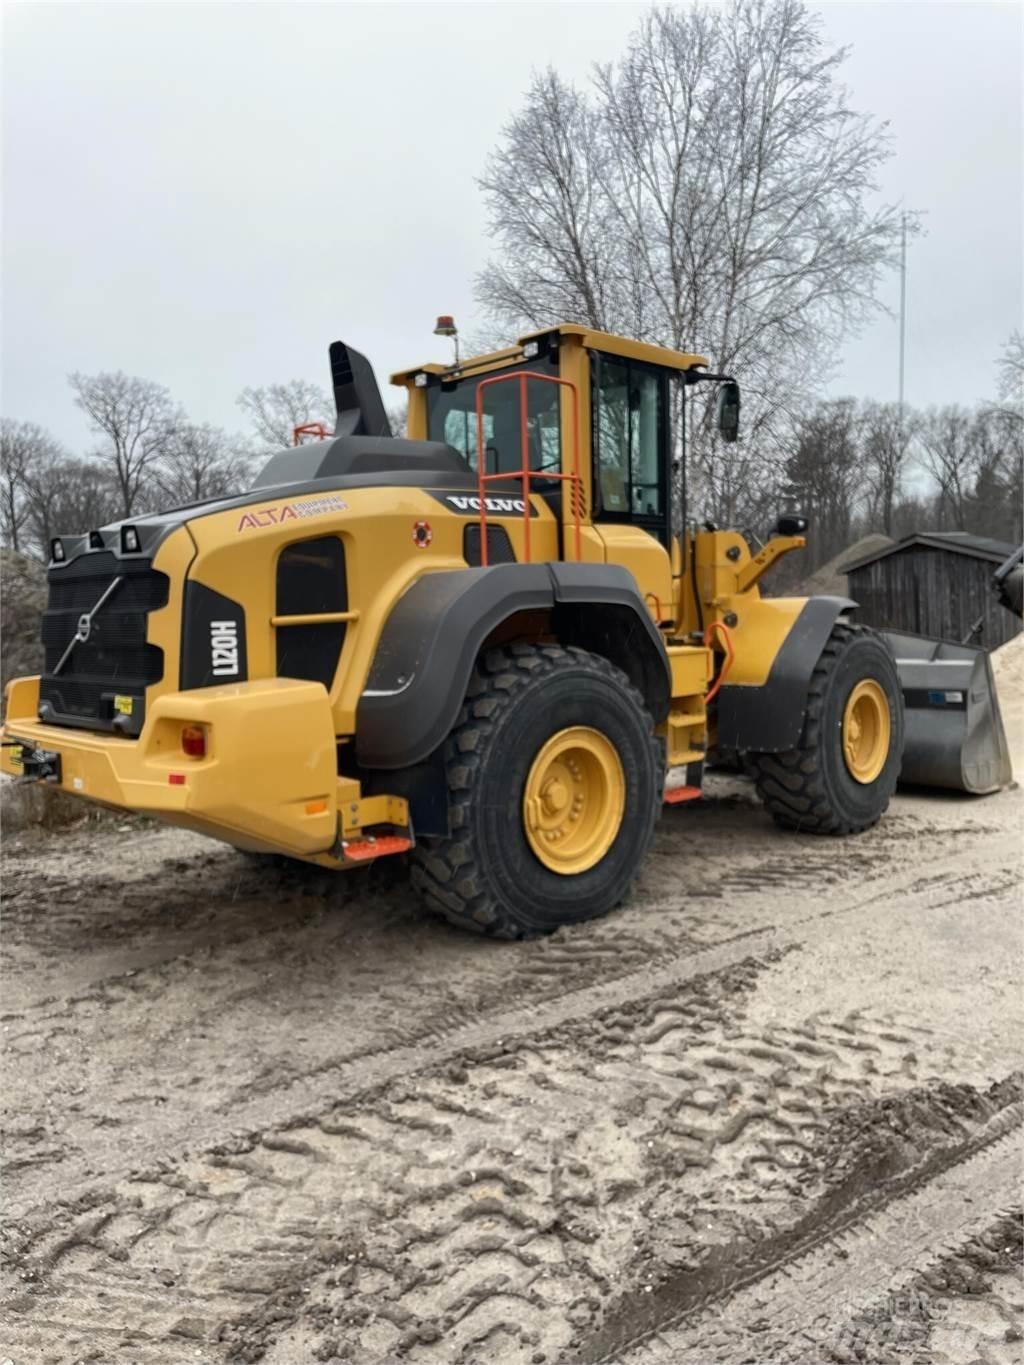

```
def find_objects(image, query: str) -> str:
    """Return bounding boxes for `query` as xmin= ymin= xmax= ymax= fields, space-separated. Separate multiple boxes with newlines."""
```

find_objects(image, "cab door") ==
xmin=591 ymin=352 xmax=673 ymax=624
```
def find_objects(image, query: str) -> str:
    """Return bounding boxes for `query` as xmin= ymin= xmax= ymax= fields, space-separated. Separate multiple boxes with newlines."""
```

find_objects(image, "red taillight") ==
xmin=181 ymin=725 xmax=206 ymax=758
xmin=169 ymin=773 xmax=186 ymax=786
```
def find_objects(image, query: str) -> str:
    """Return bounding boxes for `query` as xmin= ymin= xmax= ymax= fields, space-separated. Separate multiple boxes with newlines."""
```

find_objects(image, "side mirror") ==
xmin=717 ymin=381 xmax=741 ymax=443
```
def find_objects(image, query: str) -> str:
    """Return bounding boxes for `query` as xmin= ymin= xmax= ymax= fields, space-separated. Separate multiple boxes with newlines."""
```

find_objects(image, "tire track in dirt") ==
xmin=4 ymin=940 xmax=1018 ymax=1364
xmin=596 ymin=1112 xmax=1022 ymax=1363
xmin=821 ymin=1208 xmax=1023 ymax=1365
xmin=3 ymin=792 xmax=1018 ymax=1362
xmin=2 ymin=796 xmax=988 ymax=1010
xmin=4 ymin=840 xmax=1014 ymax=1217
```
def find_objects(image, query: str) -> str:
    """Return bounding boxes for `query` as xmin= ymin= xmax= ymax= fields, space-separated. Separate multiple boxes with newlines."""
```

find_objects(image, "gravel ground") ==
xmin=2 ymin=642 xmax=1022 ymax=1365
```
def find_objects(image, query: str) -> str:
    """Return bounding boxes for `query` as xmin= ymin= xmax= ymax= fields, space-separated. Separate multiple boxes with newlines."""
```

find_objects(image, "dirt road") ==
xmin=2 ymin=661 xmax=1022 ymax=1364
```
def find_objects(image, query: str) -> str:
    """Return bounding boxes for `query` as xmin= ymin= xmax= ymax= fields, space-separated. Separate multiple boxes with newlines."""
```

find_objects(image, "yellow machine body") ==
xmin=2 ymin=325 xmax=817 ymax=863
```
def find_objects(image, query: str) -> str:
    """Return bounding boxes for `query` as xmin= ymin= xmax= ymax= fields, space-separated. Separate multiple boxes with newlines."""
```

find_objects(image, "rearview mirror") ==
xmin=717 ymin=382 xmax=741 ymax=444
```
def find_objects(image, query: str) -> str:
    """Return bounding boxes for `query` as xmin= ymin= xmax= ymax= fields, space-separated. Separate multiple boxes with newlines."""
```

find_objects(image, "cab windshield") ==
xmin=426 ymin=361 xmax=562 ymax=476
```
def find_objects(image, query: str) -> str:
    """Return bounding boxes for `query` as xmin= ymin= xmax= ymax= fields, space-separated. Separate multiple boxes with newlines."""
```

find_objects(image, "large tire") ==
xmin=749 ymin=622 xmax=903 ymax=835
xmin=410 ymin=643 xmax=662 ymax=938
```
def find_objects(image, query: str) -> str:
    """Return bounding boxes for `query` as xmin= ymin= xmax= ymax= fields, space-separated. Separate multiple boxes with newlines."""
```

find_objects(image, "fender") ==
xmin=356 ymin=562 xmax=670 ymax=769
xmin=715 ymin=596 xmax=856 ymax=753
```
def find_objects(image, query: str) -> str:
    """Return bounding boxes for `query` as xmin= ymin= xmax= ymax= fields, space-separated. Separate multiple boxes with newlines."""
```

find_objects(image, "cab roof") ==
xmin=390 ymin=324 xmax=709 ymax=386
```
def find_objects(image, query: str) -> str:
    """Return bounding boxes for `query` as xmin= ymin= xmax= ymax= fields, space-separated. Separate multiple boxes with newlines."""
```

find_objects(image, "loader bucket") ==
xmin=882 ymin=630 xmax=1013 ymax=794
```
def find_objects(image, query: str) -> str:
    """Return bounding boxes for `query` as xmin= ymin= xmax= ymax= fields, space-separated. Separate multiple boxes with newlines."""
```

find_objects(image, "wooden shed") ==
xmin=844 ymin=532 xmax=1022 ymax=650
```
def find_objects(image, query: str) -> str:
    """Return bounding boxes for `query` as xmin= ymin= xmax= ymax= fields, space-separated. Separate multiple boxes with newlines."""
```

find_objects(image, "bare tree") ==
xmin=889 ymin=493 xmax=930 ymax=541
xmin=477 ymin=71 xmax=618 ymax=333
xmin=477 ymin=0 xmax=907 ymax=525
xmin=1 ymin=419 xmax=63 ymax=553
xmin=782 ymin=399 xmax=862 ymax=569
xmin=996 ymin=330 xmax=1024 ymax=406
xmin=155 ymin=424 xmax=251 ymax=506
xmin=69 ymin=371 xmax=180 ymax=517
xmin=237 ymin=380 xmax=333 ymax=450
xmin=917 ymin=406 xmax=977 ymax=530
xmin=386 ymin=402 xmax=408 ymax=439
xmin=859 ymin=401 xmax=915 ymax=535
xmin=963 ymin=406 xmax=1023 ymax=542
xmin=22 ymin=458 xmax=121 ymax=560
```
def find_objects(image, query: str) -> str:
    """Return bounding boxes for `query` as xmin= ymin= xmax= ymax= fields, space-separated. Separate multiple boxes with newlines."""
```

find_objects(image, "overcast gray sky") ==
xmin=3 ymin=1 xmax=1021 ymax=452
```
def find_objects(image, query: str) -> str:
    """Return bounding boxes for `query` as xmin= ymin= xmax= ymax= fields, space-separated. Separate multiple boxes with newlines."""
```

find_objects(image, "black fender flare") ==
xmin=356 ymin=562 xmax=670 ymax=769
xmin=715 ymin=596 xmax=856 ymax=753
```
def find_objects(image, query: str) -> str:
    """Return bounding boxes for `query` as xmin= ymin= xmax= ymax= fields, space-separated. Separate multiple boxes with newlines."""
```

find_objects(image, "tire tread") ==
xmin=750 ymin=622 xmax=901 ymax=835
xmin=411 ymin=643 xmax=661 ymax=938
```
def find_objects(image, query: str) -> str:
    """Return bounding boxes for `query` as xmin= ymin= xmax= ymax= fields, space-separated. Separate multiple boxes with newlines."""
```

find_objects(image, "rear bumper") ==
xmin=2 ymin=674 xmax=343 ymax=855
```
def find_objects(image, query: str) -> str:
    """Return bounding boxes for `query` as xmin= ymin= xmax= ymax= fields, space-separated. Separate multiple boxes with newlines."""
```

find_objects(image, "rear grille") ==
xmin=38 ymin=551 xmax=169 ymax=735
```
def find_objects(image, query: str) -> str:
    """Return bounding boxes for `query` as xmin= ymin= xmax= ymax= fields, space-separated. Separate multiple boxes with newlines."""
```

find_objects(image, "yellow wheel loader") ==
xmin=2 ymin=327 xmax=1011 ymax=937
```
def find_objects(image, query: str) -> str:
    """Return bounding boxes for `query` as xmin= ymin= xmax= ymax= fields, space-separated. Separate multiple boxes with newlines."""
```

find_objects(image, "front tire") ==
xmin=749 ymin=622 xmax=903 ymax=834
xmin=411 ymin=644 xmax=662 ymax=938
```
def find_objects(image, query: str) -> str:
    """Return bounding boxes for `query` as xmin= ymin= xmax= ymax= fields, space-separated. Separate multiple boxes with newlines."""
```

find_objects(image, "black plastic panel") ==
xmin=463 ymin=524 xmax=517 ymax=566
xmin=181 ymin=582 xmax=249 ymax=689
xmin=38 ymin=553 xmax=169 ymax=735
xmin=276 ymin=622 xmax=347 ymax=689
xmin=275 ymin=536 xmax=348 ymax=689
xmin=357 ymin=561 xmax=670 ymax=769
xmin=276 ymin=537 xmax=347 ymax=615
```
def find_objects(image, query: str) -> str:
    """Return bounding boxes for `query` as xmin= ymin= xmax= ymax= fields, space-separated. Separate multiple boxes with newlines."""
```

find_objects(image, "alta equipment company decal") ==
xmin=237 ymin=494 xmax=348 ymax=532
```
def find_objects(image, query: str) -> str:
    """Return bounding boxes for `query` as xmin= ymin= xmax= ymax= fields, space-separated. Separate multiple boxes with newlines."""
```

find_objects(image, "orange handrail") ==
xmin=474 ymin=372 xmax=582 ymax=565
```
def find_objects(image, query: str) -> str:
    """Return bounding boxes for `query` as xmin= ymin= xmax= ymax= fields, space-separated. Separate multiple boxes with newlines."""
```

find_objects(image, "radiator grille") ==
xmin=38 ymin=551 xmax=168 ymax=735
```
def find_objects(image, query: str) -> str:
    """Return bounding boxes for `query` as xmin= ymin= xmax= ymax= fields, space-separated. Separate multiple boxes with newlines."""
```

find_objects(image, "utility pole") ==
xmin=898 ymin=211 xmax=907 ymax=411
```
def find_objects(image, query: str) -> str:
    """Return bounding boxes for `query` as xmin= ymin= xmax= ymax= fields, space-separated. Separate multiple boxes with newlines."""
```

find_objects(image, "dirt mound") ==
xmin=1 ymin=547 xmax=46 ymax=692
xmin=802 ymin=533 xmax=894 ymax=597
xmin=992 ymin=632 xmax=1024 ymax=773
xmin=992 ymin=629 xmax=1024 ymax=694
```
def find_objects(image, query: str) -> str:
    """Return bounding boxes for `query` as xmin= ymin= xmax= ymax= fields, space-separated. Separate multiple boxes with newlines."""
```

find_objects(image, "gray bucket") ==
xmin=881 ymin=630 xmax=1013 ymax=794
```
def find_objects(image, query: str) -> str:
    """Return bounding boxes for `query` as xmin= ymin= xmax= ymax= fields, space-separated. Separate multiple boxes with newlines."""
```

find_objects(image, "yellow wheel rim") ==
xmin=523 ymin=726 xmax=626 ymax=874
xmin=841 ymin=679 xmax=891 ymax=784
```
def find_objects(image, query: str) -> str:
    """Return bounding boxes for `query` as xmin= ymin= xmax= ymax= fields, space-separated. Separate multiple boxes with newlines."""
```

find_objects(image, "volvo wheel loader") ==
xmin=2 ymin=326 xmax=1011 ymax=937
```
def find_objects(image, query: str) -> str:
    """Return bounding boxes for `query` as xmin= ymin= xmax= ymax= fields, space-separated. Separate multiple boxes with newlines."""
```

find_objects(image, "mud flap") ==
xmin=882 ymin=631 xmax=1013 ymax=794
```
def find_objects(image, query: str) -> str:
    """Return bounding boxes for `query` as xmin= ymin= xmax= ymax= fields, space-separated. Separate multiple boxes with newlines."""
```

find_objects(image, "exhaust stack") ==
xmin=329 ymin=341 xmax=392 ymax=438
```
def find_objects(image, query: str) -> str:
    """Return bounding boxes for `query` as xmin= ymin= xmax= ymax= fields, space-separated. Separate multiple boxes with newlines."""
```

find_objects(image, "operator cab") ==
xmin=397 ymin=323 xmax=739 ymax=554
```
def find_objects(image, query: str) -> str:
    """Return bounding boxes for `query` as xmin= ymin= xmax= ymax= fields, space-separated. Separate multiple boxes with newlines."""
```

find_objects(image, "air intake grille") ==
xmin=463 ymin=524 xmax=517 ymax=566
xmin=38 ymin=551 xmax=168 ymax=735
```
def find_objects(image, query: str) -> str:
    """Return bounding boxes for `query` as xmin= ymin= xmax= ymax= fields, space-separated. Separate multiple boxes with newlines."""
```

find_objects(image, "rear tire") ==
xmin=411 ymin=643 xmax=662 ymax=938
xmin=749 ymin=622 xmax=903 ymax=834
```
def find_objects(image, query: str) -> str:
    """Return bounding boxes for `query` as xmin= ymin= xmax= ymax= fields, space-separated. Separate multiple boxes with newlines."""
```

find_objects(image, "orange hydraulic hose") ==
xmin=703 ymin=620 xmax=735 ymax=705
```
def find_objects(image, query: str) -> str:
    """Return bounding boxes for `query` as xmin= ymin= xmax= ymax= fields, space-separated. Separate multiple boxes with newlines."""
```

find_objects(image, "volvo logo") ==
xmin=52 ymin=576 xmax=124 ymax=676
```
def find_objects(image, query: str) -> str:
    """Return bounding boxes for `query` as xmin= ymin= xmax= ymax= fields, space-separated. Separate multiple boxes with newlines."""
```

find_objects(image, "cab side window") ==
xmin=594 ymin=356 xmax=666 ymax=524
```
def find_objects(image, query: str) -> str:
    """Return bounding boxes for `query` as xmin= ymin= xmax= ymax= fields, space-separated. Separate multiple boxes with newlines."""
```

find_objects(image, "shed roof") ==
xmin=844 ymin=531 xmax=1017 ymax=573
